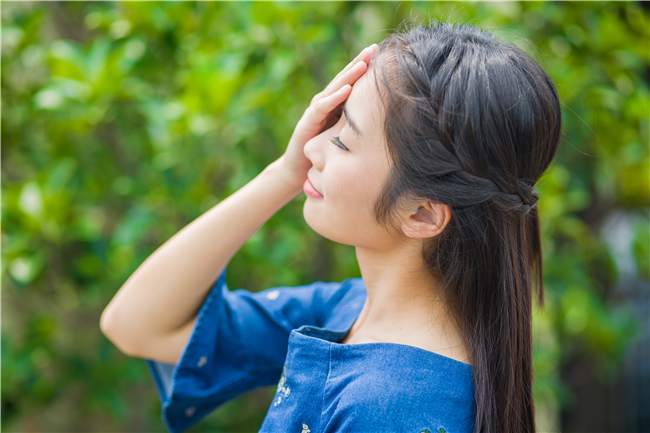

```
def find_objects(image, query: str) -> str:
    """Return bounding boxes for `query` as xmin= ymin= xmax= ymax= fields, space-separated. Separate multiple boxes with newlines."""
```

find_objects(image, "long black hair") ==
xmin=370 ymin=22 xmax=562 ymax=433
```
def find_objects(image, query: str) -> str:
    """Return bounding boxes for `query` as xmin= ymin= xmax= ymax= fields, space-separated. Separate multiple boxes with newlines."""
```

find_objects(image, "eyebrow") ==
xmin=342 ymin=104 xmax=362 ymax=138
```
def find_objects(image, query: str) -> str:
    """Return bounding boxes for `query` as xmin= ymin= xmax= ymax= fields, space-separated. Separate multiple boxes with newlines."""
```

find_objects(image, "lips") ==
xmin=303 ymin=177 xmax=324 ymax=199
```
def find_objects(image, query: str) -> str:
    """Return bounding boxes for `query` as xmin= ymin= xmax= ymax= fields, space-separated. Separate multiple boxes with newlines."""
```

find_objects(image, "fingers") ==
xmin=322 ymin=57 xmax=366 ymax=99
xmin=338 ymin=44 xmax=378 ymax=78
xmin=307 ymin=44 xmax=378 ymax=115
xmin=307 ymin=84 xmax=351 ymax=133
xmin=320 ymin=44 xmax=378 ymax=98
xmin=313 ymin=84 xmax=351 ymax=119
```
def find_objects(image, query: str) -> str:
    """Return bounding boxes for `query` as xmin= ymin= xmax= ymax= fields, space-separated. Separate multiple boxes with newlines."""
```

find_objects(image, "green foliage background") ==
xmin=2 ymin=2 xmax=648 ymax=432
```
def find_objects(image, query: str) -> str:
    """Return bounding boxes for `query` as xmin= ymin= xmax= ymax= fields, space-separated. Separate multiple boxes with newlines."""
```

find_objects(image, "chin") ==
xmin=302 ymin=200 xmax=350 ymax=246
xmin=302 ymin=200 xmax=392 ymax=249
xmin=302 ymin=201 xmax=329 ymax=237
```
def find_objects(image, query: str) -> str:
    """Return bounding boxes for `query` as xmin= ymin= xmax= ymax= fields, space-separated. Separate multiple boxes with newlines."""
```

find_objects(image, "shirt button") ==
xmin=266 ymin=290 xmax=280 ymax=300
xmin=185 ymin=407 xmax=196 ymax=417
xmin=197 ymin=356 xmax=208 ymax=367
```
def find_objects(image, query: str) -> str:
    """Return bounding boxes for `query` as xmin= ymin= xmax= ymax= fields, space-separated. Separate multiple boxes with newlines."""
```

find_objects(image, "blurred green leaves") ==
xmin=2 ymin=2 xmax=648 ymax=432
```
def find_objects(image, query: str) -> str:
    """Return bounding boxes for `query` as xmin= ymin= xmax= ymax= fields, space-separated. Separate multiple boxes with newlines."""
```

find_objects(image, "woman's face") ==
xmin=302 ymin=70 xmax=397 ymax=249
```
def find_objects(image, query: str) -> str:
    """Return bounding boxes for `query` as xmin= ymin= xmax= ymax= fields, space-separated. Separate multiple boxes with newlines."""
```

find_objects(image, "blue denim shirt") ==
xmin=145 ymin=270 xmax=476 ymax=433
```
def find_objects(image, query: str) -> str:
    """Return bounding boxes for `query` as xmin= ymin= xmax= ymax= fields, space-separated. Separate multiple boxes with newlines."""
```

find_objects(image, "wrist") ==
xmin=264 ymin=157 xmax=305 ymax=198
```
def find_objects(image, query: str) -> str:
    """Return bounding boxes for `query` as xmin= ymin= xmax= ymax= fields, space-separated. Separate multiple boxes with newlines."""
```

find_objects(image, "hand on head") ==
xmin=277 ymin=44 xmax=378 ymax=189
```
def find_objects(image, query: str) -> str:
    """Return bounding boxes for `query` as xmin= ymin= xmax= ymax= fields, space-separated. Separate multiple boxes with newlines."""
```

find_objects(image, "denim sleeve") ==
xmin=144 ymin=269 xmax=346 ymax=433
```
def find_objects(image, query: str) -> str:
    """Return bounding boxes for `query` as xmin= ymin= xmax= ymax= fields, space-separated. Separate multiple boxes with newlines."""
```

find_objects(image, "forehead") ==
xmin=345 ymin=70 xmax=383 ymax=131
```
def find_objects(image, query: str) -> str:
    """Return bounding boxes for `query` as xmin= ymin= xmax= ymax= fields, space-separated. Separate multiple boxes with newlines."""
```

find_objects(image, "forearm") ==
xmin=100 ymin=158 xmax=302 ymax=354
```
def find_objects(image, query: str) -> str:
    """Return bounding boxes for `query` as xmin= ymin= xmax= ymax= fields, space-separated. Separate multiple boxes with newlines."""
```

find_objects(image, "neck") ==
xmin=347 ymin=240 xmax=469 ymax=364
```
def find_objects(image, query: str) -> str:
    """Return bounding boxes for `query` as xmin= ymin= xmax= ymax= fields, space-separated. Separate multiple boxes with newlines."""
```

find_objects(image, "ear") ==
xmin=400 ymin=201 xmax=452 ymax=239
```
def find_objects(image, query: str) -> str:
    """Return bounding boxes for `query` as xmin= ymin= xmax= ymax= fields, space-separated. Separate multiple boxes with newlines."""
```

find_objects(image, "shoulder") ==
xmin=225 ymin=276 xmax=364 ymax=328
xmin=322 ymin=347 xmax=475 ymax=433
xmin=315 ymin=276 xmax=365 ymax=305
xmin=318 ymin=277 xmax=366 ymax=331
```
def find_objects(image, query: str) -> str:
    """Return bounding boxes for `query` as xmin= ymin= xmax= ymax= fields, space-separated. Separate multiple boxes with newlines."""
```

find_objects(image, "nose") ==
xmin=303 ymin=135 xmax=325 ymax=172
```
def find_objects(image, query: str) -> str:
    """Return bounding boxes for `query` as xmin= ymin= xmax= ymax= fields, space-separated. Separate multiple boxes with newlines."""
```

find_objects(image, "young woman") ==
xmin=101 ymin=21 xmax=562 ymax=433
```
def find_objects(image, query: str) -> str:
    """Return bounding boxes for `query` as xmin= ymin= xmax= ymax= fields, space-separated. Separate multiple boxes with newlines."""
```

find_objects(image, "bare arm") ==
xmin=100 ymin=159 xmax=301 ymax=364
xmin=100 ymin=45 xmax=376 ymax=365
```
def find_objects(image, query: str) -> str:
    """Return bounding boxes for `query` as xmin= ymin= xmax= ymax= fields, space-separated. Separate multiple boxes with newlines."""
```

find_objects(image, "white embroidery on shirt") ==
xmin=273 ymin=366 xmax=291 ymax=406
xmin=197 ymin=356 xmax=208 ymax=367
xmin=266 ymin=290 xmax=280 ymax=300
xmin=302 ymin=424 xmax=311 ymax=433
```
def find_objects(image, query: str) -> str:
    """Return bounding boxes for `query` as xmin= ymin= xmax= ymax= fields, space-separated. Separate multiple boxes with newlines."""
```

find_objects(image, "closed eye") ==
xmin=330 ymin=136 xmax=348 ymax=150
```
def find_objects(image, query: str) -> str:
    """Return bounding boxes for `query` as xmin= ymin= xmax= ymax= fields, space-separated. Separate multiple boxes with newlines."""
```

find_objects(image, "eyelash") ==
xmin=330 ymin=136 xmax=348 ymax=151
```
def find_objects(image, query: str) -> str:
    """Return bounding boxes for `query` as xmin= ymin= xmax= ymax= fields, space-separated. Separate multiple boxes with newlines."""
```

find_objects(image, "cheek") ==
xmin=305 ymin=157 xmax=389 ymax=246
xmin=331 ymin=151 xmax=390 ymax=210
xmin=327 ymin=167 xmax=377 ymax=218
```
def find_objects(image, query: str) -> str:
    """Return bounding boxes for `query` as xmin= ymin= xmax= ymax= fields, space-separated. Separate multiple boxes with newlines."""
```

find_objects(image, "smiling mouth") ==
xmin=303 ymin=178 xmax=324 ymax=199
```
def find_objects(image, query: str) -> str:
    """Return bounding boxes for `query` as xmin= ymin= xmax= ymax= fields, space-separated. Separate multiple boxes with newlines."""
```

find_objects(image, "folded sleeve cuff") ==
xmin=144 ymin=270 xmax=256 ymax=433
